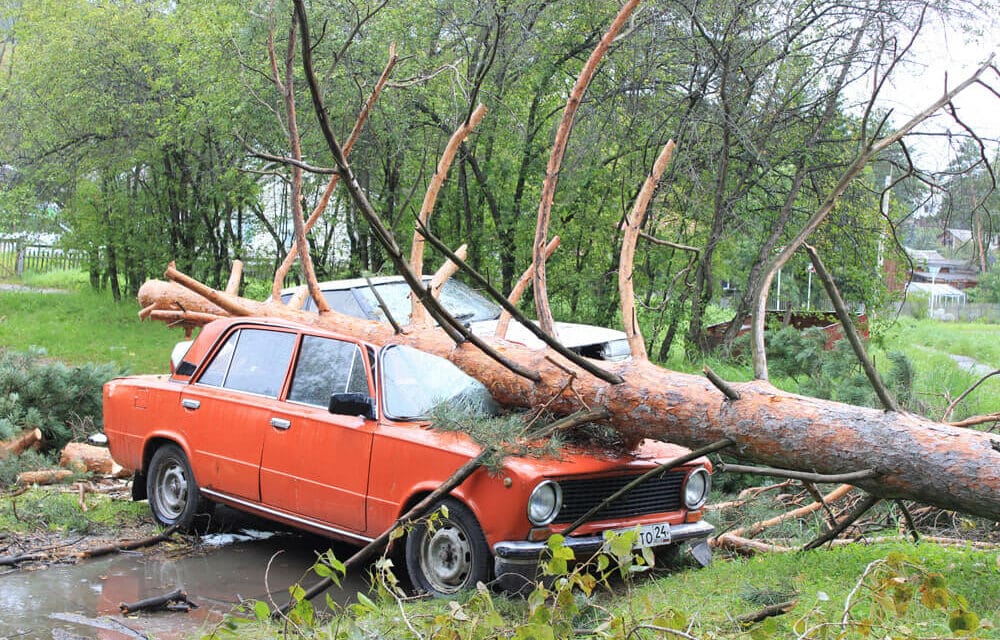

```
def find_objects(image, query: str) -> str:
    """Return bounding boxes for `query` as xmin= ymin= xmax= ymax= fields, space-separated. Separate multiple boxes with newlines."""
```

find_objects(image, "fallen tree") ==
xmin=137 ymin=267 xmax=1000 ymax=521
xmin=136 ymin=2 xmax=1000 ymax=525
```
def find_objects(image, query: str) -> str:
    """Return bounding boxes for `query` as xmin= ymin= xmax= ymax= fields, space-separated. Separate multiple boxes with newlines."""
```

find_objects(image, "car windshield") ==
xmin=354 ymin=279 xmax=500 ymax=325
xmin=380 ymin=344 xmax=498 ymax=420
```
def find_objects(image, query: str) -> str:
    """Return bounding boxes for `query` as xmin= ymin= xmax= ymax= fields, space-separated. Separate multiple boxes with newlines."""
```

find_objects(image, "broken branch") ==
xmin=717 ymin=463 xmax=877 ymax=484
xmin=619 ymin=140 xmax=676 ymax=361
xmin=804 ymin=244 xmax=898 ymax=412
xmin=533 ymin=0 xmax=641 ymax=337
xmin=410 ymin=104 xmax=487 ymax=325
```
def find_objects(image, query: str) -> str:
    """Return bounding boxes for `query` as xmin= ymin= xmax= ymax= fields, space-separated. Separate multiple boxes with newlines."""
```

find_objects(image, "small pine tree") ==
xmin=0 ymin=348 xmax=123 ymax=450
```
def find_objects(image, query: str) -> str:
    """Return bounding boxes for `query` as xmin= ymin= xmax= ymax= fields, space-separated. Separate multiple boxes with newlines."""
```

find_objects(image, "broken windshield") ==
xmin=380 ymin=345 xmax=498 ymax=420
xmin=355 ymin=280 xmax=500 ymax=326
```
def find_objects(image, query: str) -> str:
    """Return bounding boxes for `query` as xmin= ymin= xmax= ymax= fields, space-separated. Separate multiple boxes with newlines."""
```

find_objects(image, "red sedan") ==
xmin=104 ymin=317 xmax=714 ymax=596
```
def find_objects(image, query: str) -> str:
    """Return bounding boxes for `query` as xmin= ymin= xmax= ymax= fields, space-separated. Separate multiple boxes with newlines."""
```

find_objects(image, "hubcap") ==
xmin=157 ymin=461 xmax=188 ymax=520
xmin=420 ymin=523 xmax=472 ymax=594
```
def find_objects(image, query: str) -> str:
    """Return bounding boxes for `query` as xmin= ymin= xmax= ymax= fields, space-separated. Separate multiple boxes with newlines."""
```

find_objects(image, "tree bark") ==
xmin=17 ymin=469 xmax=72 ymax=486
xmin=59 ymin=442 xmax=130 ymax=477
xmin=0 ymin=428 xmax=42 ymax=458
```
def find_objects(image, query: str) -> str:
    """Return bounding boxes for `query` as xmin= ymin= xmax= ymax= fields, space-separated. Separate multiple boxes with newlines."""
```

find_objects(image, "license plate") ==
xmin=624 ymin=522 xmax=671 ymax=548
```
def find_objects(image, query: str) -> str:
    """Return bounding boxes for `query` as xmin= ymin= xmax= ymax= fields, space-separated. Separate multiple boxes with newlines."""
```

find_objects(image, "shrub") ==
xmin=0 ymin=347 xmax=123 ymax=450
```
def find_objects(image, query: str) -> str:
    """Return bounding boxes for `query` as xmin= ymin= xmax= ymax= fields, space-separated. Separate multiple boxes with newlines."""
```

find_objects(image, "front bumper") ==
xmin=493 ymin=520 xmax=715 ymax=591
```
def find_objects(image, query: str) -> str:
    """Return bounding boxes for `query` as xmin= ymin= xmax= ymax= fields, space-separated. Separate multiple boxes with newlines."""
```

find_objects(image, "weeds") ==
xmin=202 ymin=529 xmax=999 ymax=639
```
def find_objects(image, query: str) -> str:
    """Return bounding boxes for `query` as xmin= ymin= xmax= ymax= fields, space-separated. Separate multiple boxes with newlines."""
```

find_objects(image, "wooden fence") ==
xmin=0 ymin=240 xmax=87 ymax=277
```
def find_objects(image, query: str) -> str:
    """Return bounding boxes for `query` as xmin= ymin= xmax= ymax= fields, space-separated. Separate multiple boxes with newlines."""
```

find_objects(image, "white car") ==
xmin=280 ymin=275 xmax=631 ymax=362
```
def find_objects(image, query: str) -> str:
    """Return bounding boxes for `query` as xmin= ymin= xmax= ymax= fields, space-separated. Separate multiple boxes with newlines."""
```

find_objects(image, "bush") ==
xmin=0 ymin=449 xmax=51 ymax=488
xmin=763 ymin=327 xmax=914 ymax=409
xmin=0 ymin=347 xmax=123 ymax=450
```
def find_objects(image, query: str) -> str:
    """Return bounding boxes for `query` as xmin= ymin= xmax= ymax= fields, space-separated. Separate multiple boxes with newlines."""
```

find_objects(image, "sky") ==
xmin=875 ymin=11 xmax=1000 ymax=171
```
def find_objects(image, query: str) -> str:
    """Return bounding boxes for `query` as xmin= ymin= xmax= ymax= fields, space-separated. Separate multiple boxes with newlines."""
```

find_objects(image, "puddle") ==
xmin=0 ymin=530 xmax=376 ymax=639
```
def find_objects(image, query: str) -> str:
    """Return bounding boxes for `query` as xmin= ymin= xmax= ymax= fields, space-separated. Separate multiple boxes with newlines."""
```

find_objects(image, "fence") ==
xmin=897 ymin=299 xmax=1000 ymax=323
xmin=0 ymin=240 xmax=87 ymax=277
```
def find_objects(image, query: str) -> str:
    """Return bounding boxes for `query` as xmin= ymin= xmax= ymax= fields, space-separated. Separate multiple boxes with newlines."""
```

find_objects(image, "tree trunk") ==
xmin=137 ymin=279 xmax=1000 ymax=521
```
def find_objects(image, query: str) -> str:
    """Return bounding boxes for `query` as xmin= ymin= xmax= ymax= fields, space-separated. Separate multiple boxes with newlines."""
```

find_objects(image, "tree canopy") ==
xmin=1 ymin=0 xmax=996 ymax=354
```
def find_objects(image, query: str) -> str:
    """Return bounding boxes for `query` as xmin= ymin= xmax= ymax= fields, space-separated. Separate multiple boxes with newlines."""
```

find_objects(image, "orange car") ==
xmin=104 ymin=317 xmax=714 ymax=596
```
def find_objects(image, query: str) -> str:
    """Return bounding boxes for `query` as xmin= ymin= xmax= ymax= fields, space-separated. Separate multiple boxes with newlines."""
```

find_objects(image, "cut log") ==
xmin=17 ymin=469 xmax=72 ymax=486
xmin=137 ymin=277 xmax=1000 ymax=522
xmin=0 ymin=428 xmax=43 ymax=459
xmin=59 ymin=442 xmax=129 ymax=477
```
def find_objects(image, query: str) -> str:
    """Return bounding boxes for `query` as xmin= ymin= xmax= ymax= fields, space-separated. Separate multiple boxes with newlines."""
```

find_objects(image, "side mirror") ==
xmin=329 ymin=392 xmax=376 ymax=420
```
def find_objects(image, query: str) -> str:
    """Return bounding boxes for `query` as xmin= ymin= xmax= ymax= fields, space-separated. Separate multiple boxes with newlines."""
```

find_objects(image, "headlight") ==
xmin=527 ymin=480 xmax=562 ymax=525
xmin=683 ymin=468 xmax=711 ymax=510
xmin=600 ymin=339 xmax=632 ymax=362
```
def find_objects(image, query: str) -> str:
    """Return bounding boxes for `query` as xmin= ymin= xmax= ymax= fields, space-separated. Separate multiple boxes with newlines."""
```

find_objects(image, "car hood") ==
xmin=501 ymin=438 xmax=705 ymax=478
xmin=471 ymin=318 xmax=626 ymax=350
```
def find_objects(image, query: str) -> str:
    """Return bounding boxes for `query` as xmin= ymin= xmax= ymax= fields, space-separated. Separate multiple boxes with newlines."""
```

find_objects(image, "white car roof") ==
xmin=281 ymin=275 xmax=417 ymax=296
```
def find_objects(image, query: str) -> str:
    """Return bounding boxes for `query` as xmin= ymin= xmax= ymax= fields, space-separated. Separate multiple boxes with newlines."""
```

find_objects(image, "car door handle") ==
xmin=181 ymin=399 xmax=201 ymax=410
xmin=270 ymin=417 xmax=291 ymax=430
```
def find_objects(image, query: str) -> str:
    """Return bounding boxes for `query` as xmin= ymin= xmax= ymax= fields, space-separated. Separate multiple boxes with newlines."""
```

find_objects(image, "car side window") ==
xmin=288 ymin=335 xmax=370 ymax=408
xmin=197 ymin=328 xmax=296 ymax=398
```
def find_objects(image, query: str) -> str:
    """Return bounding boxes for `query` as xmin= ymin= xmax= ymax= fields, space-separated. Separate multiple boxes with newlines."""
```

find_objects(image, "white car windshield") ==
xmin=354 ymin=280 xmax=500 ymax=325
xmin=380 ymin=344 xmax=498 ymax=420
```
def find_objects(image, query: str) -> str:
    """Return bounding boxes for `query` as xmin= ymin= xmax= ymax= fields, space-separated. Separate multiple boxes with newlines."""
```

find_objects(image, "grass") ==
xmin=0 ymin=485 xmax=151 ymax=535
xmin=0 ymin=271 xmax=180 ymax=374
xmin=627 ymin=541 xmax=1000 ymax=638
xmin=218 ymin=540 xmax=999 ymax=639
xmin=874 ymin=316 xmax=1000 ymax=420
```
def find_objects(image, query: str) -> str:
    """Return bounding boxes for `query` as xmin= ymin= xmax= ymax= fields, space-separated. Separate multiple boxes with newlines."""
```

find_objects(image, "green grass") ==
xmin=221 ymin=541 xmax=999 ymax=639
xmin=0 ymin=486 xmax=151 ymax=535
xmin=626 ymin=542 xmax=1000 ymax=638
xmin=0 ymin=280 xmax=180 ymax=374
xmin=874 ymin=317 xmax=1000 ymax=420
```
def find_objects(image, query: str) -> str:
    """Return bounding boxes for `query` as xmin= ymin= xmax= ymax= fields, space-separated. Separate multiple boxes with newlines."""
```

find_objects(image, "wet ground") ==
xmin=0 ymin=509 xmax=377 ymax=639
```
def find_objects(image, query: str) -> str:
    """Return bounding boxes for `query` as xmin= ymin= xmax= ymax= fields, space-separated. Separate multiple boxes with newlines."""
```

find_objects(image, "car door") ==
xmin=181 ymin=326 xmax=297 ymax=502
xmin=259 ymin=334 xmax=375 ymax=533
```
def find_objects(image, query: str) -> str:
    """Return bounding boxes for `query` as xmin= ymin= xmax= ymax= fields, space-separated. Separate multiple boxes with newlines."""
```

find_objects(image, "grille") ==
xmin=553 ymin=470 xmax=687 ymax=524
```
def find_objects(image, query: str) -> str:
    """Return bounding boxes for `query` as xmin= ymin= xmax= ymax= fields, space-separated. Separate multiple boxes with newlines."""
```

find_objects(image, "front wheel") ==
xmin=147 ymin=444 xmax=203 ymax=530
xmin=405 ymin=498 xmax=491 ymax=597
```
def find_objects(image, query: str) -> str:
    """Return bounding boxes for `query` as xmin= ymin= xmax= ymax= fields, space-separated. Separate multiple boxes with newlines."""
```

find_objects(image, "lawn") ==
xmin=874 ymin=316 xmax=1000 ymax=420
xmin=0 ymin=273 xmax=181 ymax=374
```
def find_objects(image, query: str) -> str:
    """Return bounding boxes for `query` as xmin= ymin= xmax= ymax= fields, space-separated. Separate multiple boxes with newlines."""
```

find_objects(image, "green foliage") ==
xmin=762 ymin=327 xmax=914 ymax=409
xmin=969 ymin=269 xmax=1000 ymax=304
xmin=0 ymin=288 xmax=179 ymax=373
xmin=909 ymin=291 xmax=931 ymax=319
xmin=0 ymin=449 xmax=51 ymax=488
xmin=790 ymin=553 xmax=987 ymax=639
xmin=205 ymin=535 xmax=999 ymax=640
xmin=0 ymin=347 xmax=122 ymax=449
xmin=0 ymin=486 xmax=149 ymax=533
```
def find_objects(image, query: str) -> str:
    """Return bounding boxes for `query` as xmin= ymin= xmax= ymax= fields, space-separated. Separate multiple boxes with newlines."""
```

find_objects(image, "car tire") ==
xmin=405 ymin=498 xmax=491 ymax=597
xmin=147 ymin=444 xmax=205 ymax=530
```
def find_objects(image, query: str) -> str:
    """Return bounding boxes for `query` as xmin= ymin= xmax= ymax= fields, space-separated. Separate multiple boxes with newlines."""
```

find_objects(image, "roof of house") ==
xmin=905 ymin=281 xmax=967 ymax=300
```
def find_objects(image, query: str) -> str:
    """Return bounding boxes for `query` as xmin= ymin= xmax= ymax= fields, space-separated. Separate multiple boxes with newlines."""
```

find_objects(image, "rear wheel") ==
xmin=405 ymin=498 xmax=491 ymax=597
xmin=147 ymin=444 xmax=205 ymax=530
